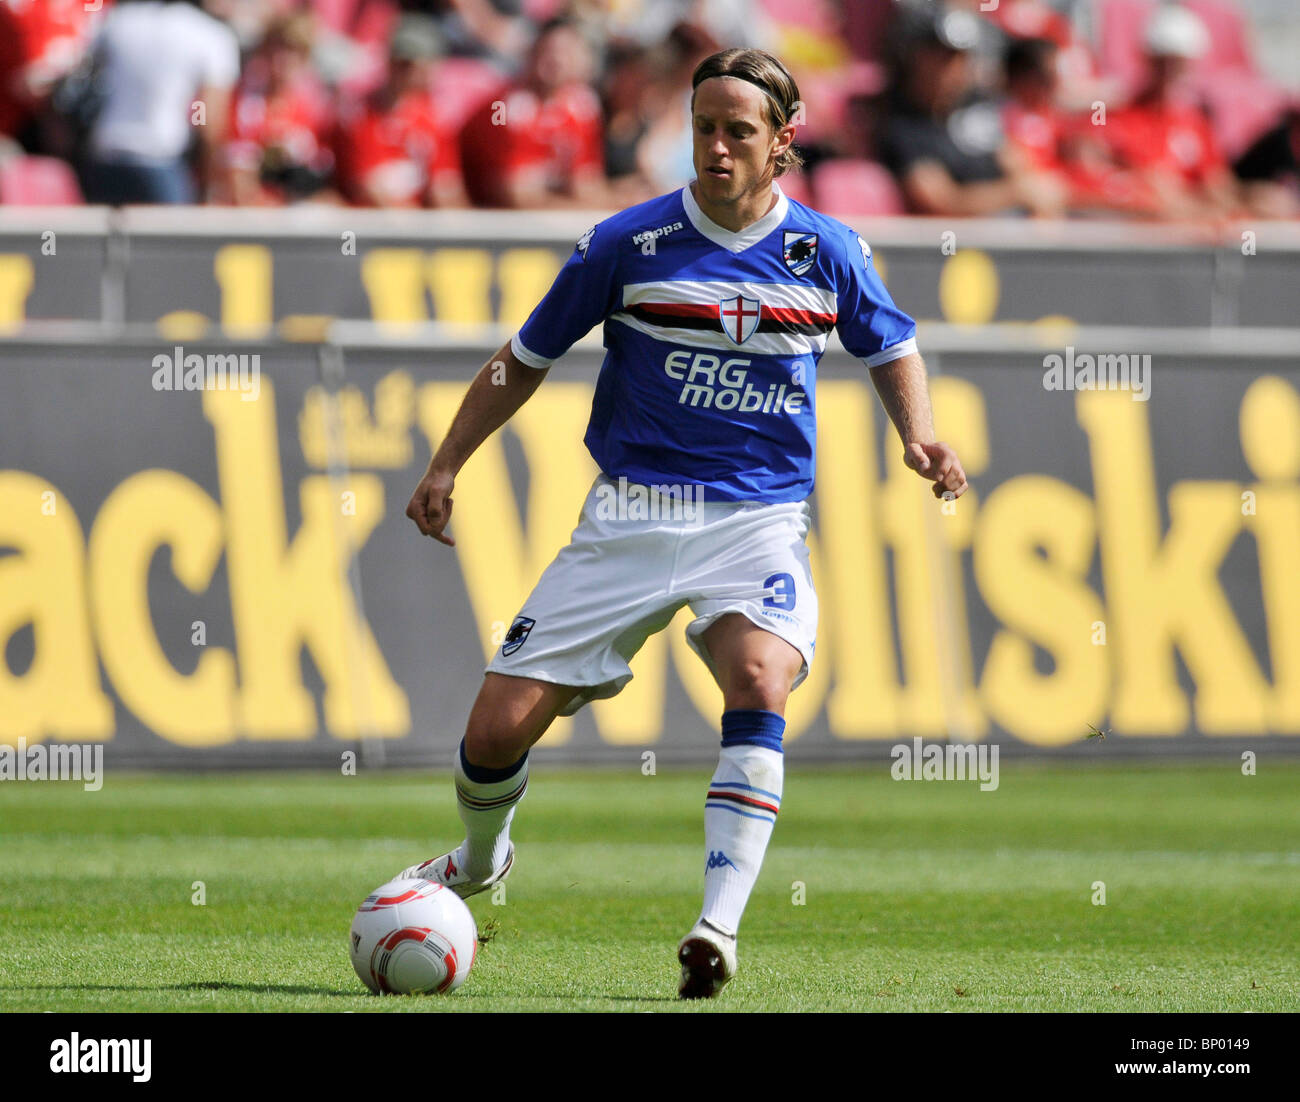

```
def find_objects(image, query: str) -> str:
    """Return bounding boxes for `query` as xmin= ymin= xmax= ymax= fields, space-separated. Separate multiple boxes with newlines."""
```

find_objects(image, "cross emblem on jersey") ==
xmin=718 ymin=294 xmax=761 ymax=344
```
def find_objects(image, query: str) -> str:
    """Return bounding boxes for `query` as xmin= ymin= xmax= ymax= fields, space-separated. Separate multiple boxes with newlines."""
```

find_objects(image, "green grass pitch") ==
xmin=2 ymin=761 xmax=1297 ymax=1012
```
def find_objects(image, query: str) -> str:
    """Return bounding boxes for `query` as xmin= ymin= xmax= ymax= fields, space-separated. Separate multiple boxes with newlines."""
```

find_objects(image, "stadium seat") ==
xmin=778 ymin=169 xmax=813 ymax=206
xmin=1092 ymin=0 xmax=1158 ymax=96
xmin=1182 ymin=0 xmax=1256 ymax=74
xmin=811 ymin=158 xmax=903 ymax=216
xmin=1193 ymin=70 xmax=1290 ymax=162
xmin=0 ymin=155 xmax=83 ymax=205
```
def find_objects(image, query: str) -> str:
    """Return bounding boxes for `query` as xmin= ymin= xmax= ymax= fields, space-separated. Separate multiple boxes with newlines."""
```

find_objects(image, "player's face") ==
xmin=691 ymin=77 xmax=791 ymax=208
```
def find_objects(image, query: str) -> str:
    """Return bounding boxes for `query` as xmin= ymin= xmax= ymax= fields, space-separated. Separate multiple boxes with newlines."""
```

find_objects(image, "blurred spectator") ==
xmin=601 ymin=42 xmax=656 ymax=191
xmin=459 ymin=16 xmax=607 ymax=208
xmin=565 ymin=0 xmax=769 ymax=53
xmin=205 ymin=0 xmax=299 ymax=49
xmin=978 ymin=0 xmax=1120 ymax=112
xmin=306 ymin=0 xmax=398 ymax=95
xmin=334 ymin=14 xmax=468 ymax=207
xmin=224 ymin=12 xmax=337 ymax=205
xmin=879 ymin=6 xmax=1066 ymax=216
xmin=1099 ymin=5 xmax=1242 ymax=220
xmin=1001 ymin=35 xmax=1150 ymax=217
xmin=625 ymin=22 xmax=719 ymax=197
xmin=80 ymin=0 xmax=240 ymax=204
xmin=422 ymin=0 xmax=534 ymax=69
xmin=1233 ymin=103 xmax=1300 ymax=219
xmin=0 ymin=0 xmax=102 ymax=151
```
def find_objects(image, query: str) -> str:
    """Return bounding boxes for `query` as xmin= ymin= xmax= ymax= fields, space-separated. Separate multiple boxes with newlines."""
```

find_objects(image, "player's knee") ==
xmin=722 ymin=659 xmax=795 ymax=712
xmin=462 ymin=718 xmax=530 ymax=770
xmin=463 ymin=690 xmax=534 ymax=768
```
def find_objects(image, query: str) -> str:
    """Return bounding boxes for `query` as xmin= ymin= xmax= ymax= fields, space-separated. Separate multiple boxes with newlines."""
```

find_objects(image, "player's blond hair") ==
xmin=690 ymin=49 xmax=804 ymax=177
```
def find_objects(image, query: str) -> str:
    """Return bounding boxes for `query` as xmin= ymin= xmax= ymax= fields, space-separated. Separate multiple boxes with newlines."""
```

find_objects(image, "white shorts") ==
xmin=486 ymin=474 xmax=818 ymax=716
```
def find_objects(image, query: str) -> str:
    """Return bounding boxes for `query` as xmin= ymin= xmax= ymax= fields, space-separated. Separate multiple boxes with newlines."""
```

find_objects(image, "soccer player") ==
xmin=402 ymin=47 xmax=969 ymax=999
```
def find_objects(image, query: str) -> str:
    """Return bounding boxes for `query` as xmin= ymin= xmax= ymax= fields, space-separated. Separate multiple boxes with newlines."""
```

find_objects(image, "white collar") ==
xmin=681 ymin=180 xmax=788 ymax=253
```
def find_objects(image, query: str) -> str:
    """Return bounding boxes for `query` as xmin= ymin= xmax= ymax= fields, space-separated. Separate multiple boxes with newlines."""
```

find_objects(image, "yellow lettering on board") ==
xmin=1239 ymin=375 xmax=1300 ymax=732
xmin=88 ymin=470 xmax=236 ymax=745
xmin=214 ymin=244 xmax=272 ymax=337
xmin=205 ymin=384 xmax=409 ymax=739
xmin=0 ymin=472 xmax=112 ymax=742
xmin=0 ymin=255 xmax=34 ymax=330
xmin=1078 ymin=390 xmax=1269 ymax=734
xmin=975 ymin=476 xmax=1108 ymax=745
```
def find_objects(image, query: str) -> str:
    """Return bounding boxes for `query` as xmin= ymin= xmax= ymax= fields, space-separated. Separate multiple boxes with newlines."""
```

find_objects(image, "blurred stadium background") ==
xmin=2 ymin=0 xmax=1300 ymax=771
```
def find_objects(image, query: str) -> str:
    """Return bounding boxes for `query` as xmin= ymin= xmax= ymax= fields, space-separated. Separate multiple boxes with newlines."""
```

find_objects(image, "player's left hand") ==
xmin=904 ymin=441 xmax=969 ymax=501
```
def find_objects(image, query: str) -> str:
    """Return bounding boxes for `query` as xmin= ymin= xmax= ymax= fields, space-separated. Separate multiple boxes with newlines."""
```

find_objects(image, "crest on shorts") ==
xmin=501 ymin=615 xmax=536 ymax=656
xmin=718 ymin=293 xmax=761 ymax=344
xmin=782 ymin=231 xmax=818 ymax=276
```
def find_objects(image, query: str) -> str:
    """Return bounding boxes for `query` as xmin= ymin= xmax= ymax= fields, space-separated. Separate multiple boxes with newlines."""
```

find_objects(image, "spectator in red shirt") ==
xmin=1100 ymin=6 xmax=1241 ymax=220
xmin=1001 ymin=35 xmax=1157 ymax=217
xmin=458 ymin=16 xmax=608 ymax=209
xmin=225 ymin=13 xmax=336 ymax=206
xmin=0 ymin=0 xmax=102 ymax=150
xmin=335 ymin=14 xmax=468 ymax=209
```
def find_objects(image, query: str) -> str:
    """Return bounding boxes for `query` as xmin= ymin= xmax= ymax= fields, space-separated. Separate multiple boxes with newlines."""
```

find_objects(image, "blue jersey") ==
xmin=512 ymin=182 xmax=917 ymax=503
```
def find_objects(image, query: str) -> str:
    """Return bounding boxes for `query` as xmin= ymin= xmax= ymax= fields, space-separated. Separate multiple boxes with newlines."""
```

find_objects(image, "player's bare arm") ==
xmin=869 ymin=350 xmax=969 ymax=500
xmin=405 ymin=340 xmax=547 ymax=545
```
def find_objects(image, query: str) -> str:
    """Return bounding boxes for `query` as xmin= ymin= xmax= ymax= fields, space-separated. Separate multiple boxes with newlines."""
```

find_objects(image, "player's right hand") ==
xmin=406 ymin=467 xmax=456 ymax=546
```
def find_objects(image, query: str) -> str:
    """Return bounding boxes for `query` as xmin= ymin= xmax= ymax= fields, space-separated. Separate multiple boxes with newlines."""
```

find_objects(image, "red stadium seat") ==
xmin=811 ymin=158 xmax=903 ymax=216
xmin=1193 ymin=70 xmax=1289 ymax=162
xmin=1092 ymin=0 xmax=1158 ymax=96
xmin=0 ymin=155 xmax=83 ymax=205
xmin=778 ymin=169 xmax=814 ymax=206
xmin=1182 ymin=0 xmax=1256 ymax=75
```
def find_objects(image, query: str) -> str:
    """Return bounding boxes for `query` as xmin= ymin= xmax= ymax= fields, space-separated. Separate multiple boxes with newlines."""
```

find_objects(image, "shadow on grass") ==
xmin=0 ymin=982 xmax=682 ymax=1004
xmin=0 ymin=981 xmax=359 ymax=997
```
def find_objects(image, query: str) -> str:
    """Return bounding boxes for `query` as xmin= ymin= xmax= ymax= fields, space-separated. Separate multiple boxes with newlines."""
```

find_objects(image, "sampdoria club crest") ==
xmin=782 ymin=231 xmax=818 ymax=276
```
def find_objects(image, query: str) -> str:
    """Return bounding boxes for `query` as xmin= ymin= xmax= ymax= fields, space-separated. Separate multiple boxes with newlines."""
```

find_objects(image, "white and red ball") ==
xmin=349 ymin=878 xmax=478 ymax=994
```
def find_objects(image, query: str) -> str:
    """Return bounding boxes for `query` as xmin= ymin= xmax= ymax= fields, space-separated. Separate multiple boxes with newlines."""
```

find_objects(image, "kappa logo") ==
xmin=782 ymin=230 xmax=818 ymax=276
xmin=576 ymin=225 xmax=595 ymax=260
xmin=718 ymin=293 xmax=761 ymax=344
xmin=857 ymin=235 xmax=872 ymax=267
xmin=632 ymin=221 xmax=683 ymax=247
xmin=501 ymin=615 xmax=536 ymax=656
xmin=706 ymin=850 xmax=739 ymax=872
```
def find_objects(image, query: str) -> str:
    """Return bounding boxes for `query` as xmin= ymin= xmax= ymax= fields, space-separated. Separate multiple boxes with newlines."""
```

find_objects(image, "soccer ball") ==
xmin=349 ymin=878 xmax=478 ymax=995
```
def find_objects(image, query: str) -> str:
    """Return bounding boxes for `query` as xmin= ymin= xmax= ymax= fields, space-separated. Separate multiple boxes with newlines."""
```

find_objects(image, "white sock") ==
xmin=453 ymin=741 xmax=528 ymax=880
xmin=700 ymin=742 xmax=784 ymax=936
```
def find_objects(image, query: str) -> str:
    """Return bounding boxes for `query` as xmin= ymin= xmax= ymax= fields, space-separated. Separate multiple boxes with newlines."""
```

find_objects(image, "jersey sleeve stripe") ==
xmin=510 ymin=332 xmax=555 ymax=369
xmin=863 ymin=336 xmax=919 ymax=368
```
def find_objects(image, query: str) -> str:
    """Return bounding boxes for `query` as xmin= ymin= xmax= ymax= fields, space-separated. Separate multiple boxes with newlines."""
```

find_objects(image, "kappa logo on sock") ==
xmin=706 ymin=850 xmax=738 ymax=872
xmin=501 ymin=615 xmax=536 ymax=657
